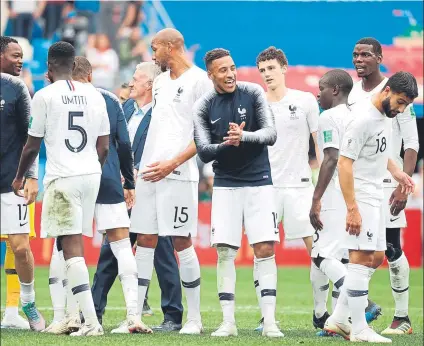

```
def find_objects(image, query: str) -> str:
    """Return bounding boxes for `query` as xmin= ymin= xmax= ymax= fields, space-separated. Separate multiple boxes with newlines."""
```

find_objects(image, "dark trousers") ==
xmin=91 ymin=233 xmax=183 ymax=324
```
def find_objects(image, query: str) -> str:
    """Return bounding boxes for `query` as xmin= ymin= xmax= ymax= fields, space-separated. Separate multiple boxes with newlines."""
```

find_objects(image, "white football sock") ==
xmin=319 ymin=258 xmax=346 ymax=313
xmin=49 ymin=243 xmax=66 ymax=322
xmin=58 ymin=249 xmax=78 ymax=315
xmin=110 ymin=238 xmax=138 ymax=318
xmin=217 ymin=247 xmax=237 ymax=323
xmin=66 ymin=257 xmax=97 ymax=326
xmin=135 ymin=246 xmax=155 ymax=317
xmin=178 ymin=246 xmax=201 ymax=322
xmin=253 ymin=256 xmax=262 ymax=316
xmin=19 ymin=280 xmax=35 ymax=305
xmin=331 ymin=284 xmax=349 ymax=325
xmin=389 ymin=252 xmax=410 ymax=318
xmin=5 ymin=307 xmax=18 ymax=317
xmin=310 ymin=262 xmax=329 ymax=318
xmin=256 ymin=255 xmax=277 ymax=326
xmin=345 ymin=263 xmax=369 ymax=334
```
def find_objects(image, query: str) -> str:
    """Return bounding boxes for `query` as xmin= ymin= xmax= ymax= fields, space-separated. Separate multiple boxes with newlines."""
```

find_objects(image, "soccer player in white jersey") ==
xmin=255 ymin=46 xmax=320 ymax=330
xmin=309 ymin=70 xmax=353 ymax=331
xmin=348 ymin=38 xmax=419 ymax=335
xmin=324 ymin=72 xmax=418 ymax=343
xmin=12 ymin=42 xmax=110 ymax=337
xmin=130 ymin=28 xmax=213 ymax=335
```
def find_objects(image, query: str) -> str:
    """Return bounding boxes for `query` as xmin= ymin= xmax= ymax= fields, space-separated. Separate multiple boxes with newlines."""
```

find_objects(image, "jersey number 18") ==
xmin=65 ymin=111 xmax=87 ymax=153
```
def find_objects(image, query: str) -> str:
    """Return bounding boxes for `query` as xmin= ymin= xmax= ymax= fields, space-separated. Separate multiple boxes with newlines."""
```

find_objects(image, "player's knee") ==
xmin=372 ymin=251 xmax=385 ymax=269
xmin=137 ymin=234 xmax=158 ymax=249
xmin=12 ymin=242 xmax=31 ymax=262
xmin=385 ymin=242 xmax=403 ymax=262
xmin=253 ymin=241 xmax=275 ymax=259
xmin=313 ymin=256 xmax=325 ymax=269
xmin=172 ymin=236 xmax=192 ymax=252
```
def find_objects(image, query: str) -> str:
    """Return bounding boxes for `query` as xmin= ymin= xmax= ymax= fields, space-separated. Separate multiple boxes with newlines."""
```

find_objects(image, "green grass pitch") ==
xmin=1 ymin=266 xmax=423 ymax=345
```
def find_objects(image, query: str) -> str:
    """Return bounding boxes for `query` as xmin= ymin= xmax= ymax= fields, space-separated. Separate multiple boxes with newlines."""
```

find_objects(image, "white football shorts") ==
xmin=94 ymin=202 xmax=130 ymax=234
xmin=274 ymin=185 xmax=315 ymax=240
xmin=0 ymin=192 xmax=30 ymax=236
xmin=210 ymin=185 xmax=280 ymax=248
xmin=130 ymin=178 xmax=198 ymax=237
xmin=343 ymin=200 xmax=386 ymax=252
xmin=41 ymin=174 xmax=100 ymax=238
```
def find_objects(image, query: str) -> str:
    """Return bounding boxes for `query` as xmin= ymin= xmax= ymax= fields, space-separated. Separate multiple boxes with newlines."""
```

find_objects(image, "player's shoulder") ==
xmin=237 ymin=81 xmax=265 ymax=96
xmin=193 ymin=88 xmax=217 ymax=111
xmin=154 ymin=70 xmax=169 ymax=86
xmin=0 ymin=73 xmax=27 ymax=93
xmin=97 ymin=87 xmax=120 ymax=105
xmin=287 ymin=88 xmax=317 ymax=105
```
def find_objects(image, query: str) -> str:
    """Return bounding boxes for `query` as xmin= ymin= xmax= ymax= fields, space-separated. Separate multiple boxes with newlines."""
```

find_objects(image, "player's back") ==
xmin=268 ymin=88 xmax=319 ymax=188
xmin=29 ymin=80 xmax=110 ymax=186
xmin=317 ymin=104 xmax=351 ymax=208
xmin=0 ymin=74 xmax=31 ymax=193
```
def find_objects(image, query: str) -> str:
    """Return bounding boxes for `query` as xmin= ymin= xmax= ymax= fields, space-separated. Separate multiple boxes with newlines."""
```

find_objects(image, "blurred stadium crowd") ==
xmin=1 ymin=0 xmax=421 ymax=207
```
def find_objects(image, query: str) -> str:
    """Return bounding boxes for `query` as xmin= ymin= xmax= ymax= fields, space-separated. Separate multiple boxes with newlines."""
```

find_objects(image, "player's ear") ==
xmin=376 ymin=53 xmax=383 ymax=64
xmin=333 ymin=85 xmax=340 ymax=96
xmin=88 ymin=73 xmax=92 ymax=83
xmin=207 ymin=69 xmax=213 ymax=80
xmin=281 ymin=64 xmax=288 ymax=74
xmin=147 ymin=80 xmax=153 ymax=91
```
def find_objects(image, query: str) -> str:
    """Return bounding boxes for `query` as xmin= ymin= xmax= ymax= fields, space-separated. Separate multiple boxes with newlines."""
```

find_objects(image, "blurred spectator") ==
xmin=117 ymin=26 xmax=151 ymax=84
xmin=117 ymin=1 xmax=143 ymax=38
xmin=1 ymin=0 xmax=9 ymax=35
xmin=409 ymin=159 xmax=423 ymax=210
xmin=42 ymin=0 xmax=66 ymax=39
xmin=86 ymin=33 xmax=119 ymax=90
xmin=199 ymin=162 xmax=214 ymax=202
xmin=7 ymin=0 xmax=44 ymax=40
xmin=118 ymin=83 xmax=131 ymax=104
xmin=21 ymin=63 xmax=34 ymax=97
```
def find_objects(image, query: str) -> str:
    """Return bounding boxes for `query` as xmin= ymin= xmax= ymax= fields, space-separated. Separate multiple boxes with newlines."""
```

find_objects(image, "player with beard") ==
xmin=324 ymin=71 xmax=418 ymax=343
xmin=348 ymin=37 xmax=419 ymax=335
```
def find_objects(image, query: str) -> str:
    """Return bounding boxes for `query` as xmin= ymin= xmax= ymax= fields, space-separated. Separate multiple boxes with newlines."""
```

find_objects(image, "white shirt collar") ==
xmin=134 ymin=101 xmax=152 ymax=116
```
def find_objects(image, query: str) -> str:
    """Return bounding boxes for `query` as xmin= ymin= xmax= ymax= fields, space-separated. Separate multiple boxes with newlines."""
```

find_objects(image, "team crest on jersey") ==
xmin=173 ymin=86 xmax=184 ymax=103
xmin=0 ymin=99 xmax=5 ymax=111
xmin=238 ymin=105 xmax=247 ymax=120
xmin=289 ymin=104 xmax=299 ymax=119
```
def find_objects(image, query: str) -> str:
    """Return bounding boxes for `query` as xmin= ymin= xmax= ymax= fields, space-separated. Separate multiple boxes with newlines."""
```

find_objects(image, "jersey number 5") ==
xmin=65 ymin=111 xmax=87 ymax=153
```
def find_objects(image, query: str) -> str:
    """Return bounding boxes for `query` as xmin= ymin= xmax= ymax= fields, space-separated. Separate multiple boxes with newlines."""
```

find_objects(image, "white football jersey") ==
xmin=340 ymin=99 xmax=392 ymax=207
xmin=140 ymin=66 xmax=213 ymax=182
xmin=349 ymin=79 xmax=419 ymax=187
xmin=317 ymin=104 xmax=351 ymax=209
xmin=268 ymin=89 xmax=319 ymax=187
xmin=28 ymin=80 xmax=110 ymax=187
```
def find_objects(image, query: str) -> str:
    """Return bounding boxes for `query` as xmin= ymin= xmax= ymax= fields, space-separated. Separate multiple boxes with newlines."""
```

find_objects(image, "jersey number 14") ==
xmin=65 ymin=111 xmax=87 ymax=153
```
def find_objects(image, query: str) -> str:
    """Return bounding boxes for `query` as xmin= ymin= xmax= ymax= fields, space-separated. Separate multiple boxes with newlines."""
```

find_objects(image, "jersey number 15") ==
xmin=65 ymin=111 xmax=87 ymax=153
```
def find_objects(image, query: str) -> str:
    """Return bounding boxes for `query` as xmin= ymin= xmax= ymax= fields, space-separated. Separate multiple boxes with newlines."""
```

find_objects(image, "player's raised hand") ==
xmin=346 ymin=205 xmax=362 ymax=236
xmin=124 ymin=189 xmax=135 ymax=209
xmin=389 ymin=184 xmax=408 ymax=216
xmin=24 ymin=178 xmax=39 ymax=205
xmin=392 ymin=171 xmax=415 ymax=195
xmin=141 ymin=160 xmax=176 ymax=182
xmin=223 ymin=121 xmax=245 ymax=146
xmin=309 ymin=199 xmax=323 ymax=231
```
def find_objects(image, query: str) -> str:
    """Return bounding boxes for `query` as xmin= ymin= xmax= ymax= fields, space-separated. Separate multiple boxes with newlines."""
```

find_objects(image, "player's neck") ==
xmin=371 ymin=93 xmax=384 ymax=114
xmin=169 ymin=54 xmax=193 ymax=80
xmin=361 ymin=71 xmax=385 ymax=92
xmin=332 ymin=96 xmax=349 ymax=108
xmin=51 ymin=74 xmax=73 ymax=83
xmin=267 ymin=83 xmax=288 ymax=102
xmin=135 ymin=94 xmax=152 ymax=109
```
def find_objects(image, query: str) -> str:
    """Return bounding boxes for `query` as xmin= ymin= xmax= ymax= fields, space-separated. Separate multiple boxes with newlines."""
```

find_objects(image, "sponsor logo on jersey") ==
xmin=323 ymin=130 xmax=333 ymax=143
xmin=289 ymin=104 xmax=299 ymax=119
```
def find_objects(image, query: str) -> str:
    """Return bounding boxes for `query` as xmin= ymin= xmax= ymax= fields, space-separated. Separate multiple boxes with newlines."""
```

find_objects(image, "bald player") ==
xmin=130 ymin=29 xmax=213 ymax=335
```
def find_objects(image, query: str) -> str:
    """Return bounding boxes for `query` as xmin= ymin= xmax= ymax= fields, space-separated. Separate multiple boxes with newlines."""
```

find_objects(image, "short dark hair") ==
xmin=321 ymin=69 xmax=353 ymax=95
xmin=256 ymin=46 xmax=288 ymax=67
xmin=356 ymin=37 xmax=382 ymax=56
xmin=384 ymin=71 xmax=419 ymax=100
xmin=203 ymin=48 xmax=230 ymax=69
xmin=48 ymin=41 xmax=75 ymax=72
xmin=72 ymin=56 xmax=92 ymax=79
xmin=0 ymin=36 xmax=18 ymax=54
